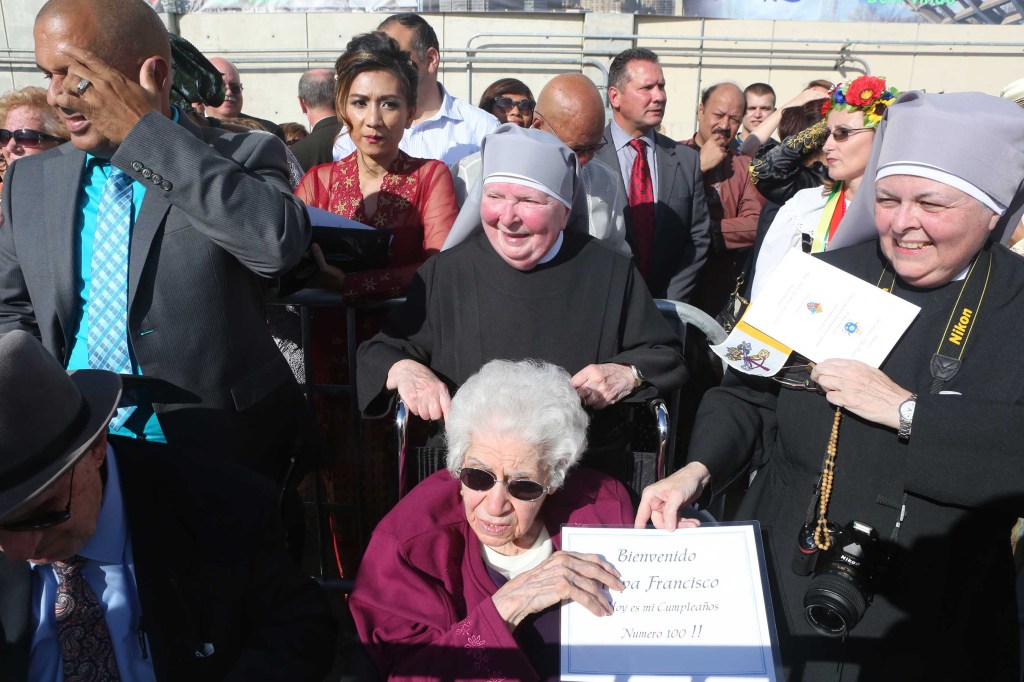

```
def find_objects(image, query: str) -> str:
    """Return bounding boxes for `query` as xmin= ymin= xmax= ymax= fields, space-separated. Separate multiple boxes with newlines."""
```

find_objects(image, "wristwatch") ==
xmin=630 ymin=365 xmax=646 ymax=390
xmin=898 ymin=394 xmax=917 ymax=442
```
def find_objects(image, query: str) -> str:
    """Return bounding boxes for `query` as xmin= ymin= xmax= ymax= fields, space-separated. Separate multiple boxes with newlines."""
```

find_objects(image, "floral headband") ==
xmin=821 ymin=76 xmax=900 ymax=128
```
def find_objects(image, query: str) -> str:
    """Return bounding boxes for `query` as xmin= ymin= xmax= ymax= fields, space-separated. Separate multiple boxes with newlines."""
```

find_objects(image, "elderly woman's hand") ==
xmin=635 ymin=462 xmax=709 ymax=531
xmin=571 ymin=363 xmax=636 ymax=409
xmin=810 ymin=359 xmax=913 ymax=429
xmin=386 ymin=359 xmax=451 ymax=421
xmin=491 ymin=551 xmax=624 ymax=629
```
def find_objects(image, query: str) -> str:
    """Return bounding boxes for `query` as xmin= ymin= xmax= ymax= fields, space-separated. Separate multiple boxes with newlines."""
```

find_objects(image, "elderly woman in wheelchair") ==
xmin=356 ymin=124 xmax=686 ymax=483
xmin=350 ymin=359 xmax=682 ymax=680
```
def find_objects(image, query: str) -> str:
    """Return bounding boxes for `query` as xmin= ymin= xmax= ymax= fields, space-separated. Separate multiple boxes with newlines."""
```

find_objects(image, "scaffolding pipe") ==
xmin=466 ymin=31 xmax=1024 ymax=50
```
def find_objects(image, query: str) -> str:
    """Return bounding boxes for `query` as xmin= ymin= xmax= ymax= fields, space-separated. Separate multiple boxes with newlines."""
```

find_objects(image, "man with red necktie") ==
xmin=594 ymin=47 xmax=710 ymax=303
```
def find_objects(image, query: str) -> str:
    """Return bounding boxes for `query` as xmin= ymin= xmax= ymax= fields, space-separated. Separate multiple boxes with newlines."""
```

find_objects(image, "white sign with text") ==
xmin=560 ymin=524 xmax=780 ymax=681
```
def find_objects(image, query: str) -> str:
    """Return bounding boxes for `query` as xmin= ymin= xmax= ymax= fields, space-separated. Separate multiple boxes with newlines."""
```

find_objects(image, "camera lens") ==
xmin=803 ymin=571 xmax=869 ymax=637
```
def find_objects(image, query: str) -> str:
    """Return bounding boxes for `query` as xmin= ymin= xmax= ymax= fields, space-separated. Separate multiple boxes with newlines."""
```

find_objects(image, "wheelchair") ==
xmin=390 ymin=300 xmax=727 ymax=502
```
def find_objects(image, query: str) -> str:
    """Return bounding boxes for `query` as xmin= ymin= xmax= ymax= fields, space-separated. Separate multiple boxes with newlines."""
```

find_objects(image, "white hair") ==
xmin=445 ymin=359 xmax=588 ymax=489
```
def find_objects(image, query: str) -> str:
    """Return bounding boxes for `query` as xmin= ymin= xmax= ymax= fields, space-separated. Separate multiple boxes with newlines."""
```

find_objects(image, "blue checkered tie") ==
xmin=87 ymin=168 xmax=134 ymax=429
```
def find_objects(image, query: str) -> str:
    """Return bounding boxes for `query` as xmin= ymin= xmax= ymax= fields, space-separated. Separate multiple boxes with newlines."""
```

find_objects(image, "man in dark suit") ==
xmin=0 ymin=331 xmax=336 ymax=681
xmin=291 ymin=68 xmax=342 ymax=172
xmin=594 ymin=47 xmax=711 ymax=303
xmin=0 ymin=0 xmax=316 ymax=485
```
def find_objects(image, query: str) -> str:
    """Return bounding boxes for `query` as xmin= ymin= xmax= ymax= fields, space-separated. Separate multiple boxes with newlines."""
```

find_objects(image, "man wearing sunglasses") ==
xmin=0 ymin=331 xmax=337 ymax=681
xmin=448 ymin=73 xmax=631 ymax=256
xmin=0 ymin=0 xmax=318 ymax=499
xmin=205 ymin=57 xmax=286 ymax=142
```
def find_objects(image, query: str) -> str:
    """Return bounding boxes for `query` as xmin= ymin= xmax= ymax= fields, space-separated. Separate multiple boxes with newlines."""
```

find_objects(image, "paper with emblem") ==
xmin=712 ymin=250 xmax=920 ymax=375
xmin=560 ymin=524 xmax=781 ymax=681
xmin=710 ymin=320 xmax=792 ymax=377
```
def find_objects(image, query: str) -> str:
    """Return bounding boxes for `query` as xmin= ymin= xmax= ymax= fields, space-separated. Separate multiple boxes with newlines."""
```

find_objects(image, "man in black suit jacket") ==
xmin=594 ymin=48 xmax=711 ymax=303
xmin=0 ymin=331 xmax=336 ymax=681
xmin=0 ymin=0 xmax=317 ymax=484
xmin=291 ymin=68 xmax=343 ymax=172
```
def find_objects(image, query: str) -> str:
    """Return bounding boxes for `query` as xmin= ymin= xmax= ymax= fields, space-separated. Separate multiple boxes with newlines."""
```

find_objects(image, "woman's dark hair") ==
xmin=334 ymin=32 xmax=419 ymax=121
xmin=477 ymin=78 xmax=534 ymax=115
xmin=778 ymin=98 xmax=827 ymax=140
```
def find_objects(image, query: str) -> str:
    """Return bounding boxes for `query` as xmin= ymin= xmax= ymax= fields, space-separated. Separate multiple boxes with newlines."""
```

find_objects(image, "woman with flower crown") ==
xmin=749 ymin=76 xmax=899 ymax=299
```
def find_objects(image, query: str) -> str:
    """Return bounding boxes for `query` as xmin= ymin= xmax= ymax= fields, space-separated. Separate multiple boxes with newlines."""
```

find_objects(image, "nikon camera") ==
xmin=792 ymin=520 xmax=883 ymax=637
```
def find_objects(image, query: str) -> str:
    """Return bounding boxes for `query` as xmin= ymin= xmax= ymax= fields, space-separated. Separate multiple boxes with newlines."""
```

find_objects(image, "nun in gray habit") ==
xmin=356 ymin=124 xmax=685 ymax=479
xmin=637 ymin=91 xmax=1024 ymax=680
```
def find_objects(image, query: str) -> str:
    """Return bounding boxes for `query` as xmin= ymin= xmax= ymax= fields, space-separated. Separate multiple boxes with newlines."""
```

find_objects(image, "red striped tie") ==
xmin=627 ymin=138 xmax=655 ymax=277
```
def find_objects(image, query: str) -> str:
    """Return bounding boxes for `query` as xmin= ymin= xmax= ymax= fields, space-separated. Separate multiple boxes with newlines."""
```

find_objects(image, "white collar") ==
xmin=481 ymin=526 xmax=553 ymax=580
xmin=537 ymin=231 xmax=564 ymax=265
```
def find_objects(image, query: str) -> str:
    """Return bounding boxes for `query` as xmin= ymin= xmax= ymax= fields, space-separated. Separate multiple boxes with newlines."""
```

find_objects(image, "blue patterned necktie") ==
xmin=53 ymin=555 xmax=122 ymax=681
xmin=87 ymin=168 xmax=134 ymax=429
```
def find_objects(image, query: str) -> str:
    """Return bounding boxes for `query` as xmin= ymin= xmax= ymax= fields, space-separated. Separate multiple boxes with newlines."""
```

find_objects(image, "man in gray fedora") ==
xmin=0 ymin=331 xmax=336 ymax=681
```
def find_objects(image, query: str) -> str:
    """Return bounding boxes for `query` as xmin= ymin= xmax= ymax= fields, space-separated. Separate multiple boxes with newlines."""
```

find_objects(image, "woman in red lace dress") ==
xmin=294 ymin=32 xmax=458 ymax=563
xmin=295 ymin=31 xmax=457 ymax=301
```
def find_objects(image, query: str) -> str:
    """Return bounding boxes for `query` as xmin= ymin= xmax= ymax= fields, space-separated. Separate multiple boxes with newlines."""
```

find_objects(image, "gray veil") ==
xmin=442 ymin=123 xmax=591 ymax=250
xmin=834 ymin=90 xmax=1024 ymax=250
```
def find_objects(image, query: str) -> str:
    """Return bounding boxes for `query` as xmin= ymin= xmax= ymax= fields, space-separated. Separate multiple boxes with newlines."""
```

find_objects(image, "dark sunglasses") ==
xmin=0 ymin=467 xmax=75 ymax=532
xmin=826 ymin=126 xmax=872 ymax=142
xmin=225 ymin=82 xmax=244 ymax=95
xmin=0 ymin=128 xmax=67 ymax=148
xmin=494 ymin=96 xmax=535 ymax=113
xmin=458 ymin=467 xmax=549 ymax=501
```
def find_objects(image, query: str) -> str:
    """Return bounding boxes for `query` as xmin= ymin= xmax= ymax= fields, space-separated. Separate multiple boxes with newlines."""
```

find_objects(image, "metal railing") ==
xmin=4 ymin=28 xmax=1023 ymax=79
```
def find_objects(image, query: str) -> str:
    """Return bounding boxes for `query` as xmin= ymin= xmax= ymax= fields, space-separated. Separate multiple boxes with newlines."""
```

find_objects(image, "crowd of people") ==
xmin=1 ymin=0 xmax=1024 ymax=680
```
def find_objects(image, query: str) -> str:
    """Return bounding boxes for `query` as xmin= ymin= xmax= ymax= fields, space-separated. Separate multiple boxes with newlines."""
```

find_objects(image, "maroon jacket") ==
xmin=681 ymin=136 xmax=765 ymax=251
xmin=350 ymin=466 xmax=634 ymax=681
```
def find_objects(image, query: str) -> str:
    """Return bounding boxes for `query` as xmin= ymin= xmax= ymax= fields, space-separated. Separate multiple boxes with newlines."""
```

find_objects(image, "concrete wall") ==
xmin=3 ymin=6 xmax=1023 ymax=140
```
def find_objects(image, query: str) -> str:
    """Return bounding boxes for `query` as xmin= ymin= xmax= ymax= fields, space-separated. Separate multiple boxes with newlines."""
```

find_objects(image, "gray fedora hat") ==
xmin=0 ymin=331 xmax=121 ymax=522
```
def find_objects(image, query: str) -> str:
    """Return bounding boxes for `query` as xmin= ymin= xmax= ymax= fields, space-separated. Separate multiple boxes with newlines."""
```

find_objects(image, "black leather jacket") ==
xmin=749 ymin=119 xmax=831 ymax=205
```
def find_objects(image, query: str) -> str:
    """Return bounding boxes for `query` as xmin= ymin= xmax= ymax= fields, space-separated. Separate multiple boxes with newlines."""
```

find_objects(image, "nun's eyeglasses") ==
xmin=772 ymin=364 xmax=824 ymax=393
xmin=826 ymin=126 xmax=873 ymax=142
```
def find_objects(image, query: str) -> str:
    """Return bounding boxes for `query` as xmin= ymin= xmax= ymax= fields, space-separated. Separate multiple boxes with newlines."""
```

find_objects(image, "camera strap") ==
xmin=877 ymin=250 xmax=992 ymax=395
xmin=802 ymin=249 xmax=991 ymax=548
xmin=877 ymin=492 xmax=908 ymax=550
